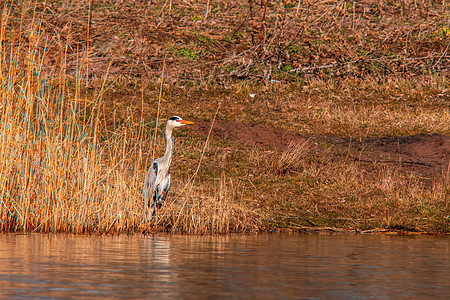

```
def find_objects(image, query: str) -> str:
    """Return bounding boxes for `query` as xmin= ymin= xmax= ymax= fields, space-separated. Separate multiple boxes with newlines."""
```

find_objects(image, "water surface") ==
xmin=0 ymin=233 xmax=448 ymax=299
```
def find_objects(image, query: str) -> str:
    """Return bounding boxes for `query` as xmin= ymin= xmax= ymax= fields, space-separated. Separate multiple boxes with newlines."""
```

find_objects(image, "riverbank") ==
xmin=0 ymin=1 xmax=448 ymax=234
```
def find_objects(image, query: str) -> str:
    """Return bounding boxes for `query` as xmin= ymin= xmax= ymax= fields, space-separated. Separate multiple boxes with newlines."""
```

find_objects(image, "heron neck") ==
xmin=162 ymin=126 xmax=174 ymax=165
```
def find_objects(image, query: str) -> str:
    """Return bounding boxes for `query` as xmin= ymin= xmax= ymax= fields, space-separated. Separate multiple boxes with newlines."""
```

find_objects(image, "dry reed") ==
xmin=277 ymin=139 xmax=311 ymax=174
xmin=0 ymin=5 xmax=257 ymax=234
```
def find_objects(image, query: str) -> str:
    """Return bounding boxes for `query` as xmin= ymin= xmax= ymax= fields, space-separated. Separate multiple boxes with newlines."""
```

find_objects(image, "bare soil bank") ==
xmin=192 ymin=120 xmax=448 ymax=181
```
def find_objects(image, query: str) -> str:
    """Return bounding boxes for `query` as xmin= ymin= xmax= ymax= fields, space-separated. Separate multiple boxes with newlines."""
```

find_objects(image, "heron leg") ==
xmin=147 ymin=190 xmax=158 ymax=219
xmin=150 ymin=202 xmax=157 ymax=218
xmin=151 ymin=196 xmax=164 ymax=218
xmin=149 ymin=189 xmax=169 ymax=219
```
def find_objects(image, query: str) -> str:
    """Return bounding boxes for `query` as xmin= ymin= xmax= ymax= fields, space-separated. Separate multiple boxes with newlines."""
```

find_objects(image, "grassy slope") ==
xmin=0 ymin=0 xmax=449 ymax=233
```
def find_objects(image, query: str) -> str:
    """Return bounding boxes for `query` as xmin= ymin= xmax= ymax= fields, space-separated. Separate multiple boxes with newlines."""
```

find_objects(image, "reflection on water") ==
xmin=0 ymin=233 xmax=448 ymax=299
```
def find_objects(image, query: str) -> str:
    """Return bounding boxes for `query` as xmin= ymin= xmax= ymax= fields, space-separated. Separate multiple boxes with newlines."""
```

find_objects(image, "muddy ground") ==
xmin=192 ymin=120 xmax=449 ymax=181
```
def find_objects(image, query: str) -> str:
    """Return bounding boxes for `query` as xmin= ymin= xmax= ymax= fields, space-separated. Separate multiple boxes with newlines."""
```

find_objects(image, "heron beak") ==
xmin=180 ymin=120 xmax=195 ymax=125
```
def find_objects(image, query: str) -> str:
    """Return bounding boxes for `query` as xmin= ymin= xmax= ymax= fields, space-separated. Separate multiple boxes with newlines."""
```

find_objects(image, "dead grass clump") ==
xmin=302 ymin=158 xmax=449 ymax=231
xmin=264 ymin=136 xmax=449 ymax=232
xmin=276 ymin=139 xmax=311 ymax=174
xmin=145 ymin=175 xmax=261 ymax=234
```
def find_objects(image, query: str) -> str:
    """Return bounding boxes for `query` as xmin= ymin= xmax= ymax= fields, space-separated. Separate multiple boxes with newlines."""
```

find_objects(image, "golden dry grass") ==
xmin=0 ymin=72 xmax=257 ymax=234
xmin=0 ymin=13 xmax=258 ymax=234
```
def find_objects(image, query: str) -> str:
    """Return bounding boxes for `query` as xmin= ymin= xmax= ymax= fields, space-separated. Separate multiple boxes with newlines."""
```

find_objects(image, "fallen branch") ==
xmin=291 ymin=54 xmax=450 ymax=73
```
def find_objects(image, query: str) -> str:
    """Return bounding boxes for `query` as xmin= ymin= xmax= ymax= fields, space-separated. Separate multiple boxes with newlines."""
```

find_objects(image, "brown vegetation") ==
xmin=0 ymin=1 xmax=449 ymax=234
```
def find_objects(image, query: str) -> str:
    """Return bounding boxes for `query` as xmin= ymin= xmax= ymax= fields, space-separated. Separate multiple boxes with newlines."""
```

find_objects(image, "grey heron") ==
xmin=143 ymin=116 xmax=194 ymax=219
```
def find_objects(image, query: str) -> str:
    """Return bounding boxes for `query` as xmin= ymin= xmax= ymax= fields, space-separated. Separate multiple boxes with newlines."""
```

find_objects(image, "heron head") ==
xmin=167 ymin=116 xmax=195 ymax=129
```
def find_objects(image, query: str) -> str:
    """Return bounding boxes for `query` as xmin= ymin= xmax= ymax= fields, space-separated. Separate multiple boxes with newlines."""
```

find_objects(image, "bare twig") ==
xmin=85 ymin=0 xmax=93 ymax=86
xmin=204 ymin=0 xmax=211 ymax=21
xmin=259 ymin=0 xmax=269 ymax=44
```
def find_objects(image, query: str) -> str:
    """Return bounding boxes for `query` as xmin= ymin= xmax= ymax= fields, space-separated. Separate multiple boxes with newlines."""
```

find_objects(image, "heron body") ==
xmin=143 ymin=116 xmax=194 ymax=219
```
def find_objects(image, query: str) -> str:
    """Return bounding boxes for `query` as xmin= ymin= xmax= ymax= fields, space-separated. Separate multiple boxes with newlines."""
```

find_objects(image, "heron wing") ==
xmin=160 ymin=172 xmax=170 ymax=203
xmin=144 ymin=158 xmax=171 ymax=218
xmin=143 ymin=161 xmax=158 ymax=209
